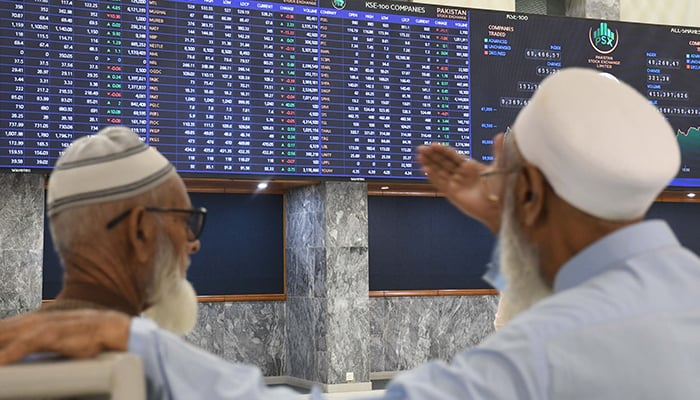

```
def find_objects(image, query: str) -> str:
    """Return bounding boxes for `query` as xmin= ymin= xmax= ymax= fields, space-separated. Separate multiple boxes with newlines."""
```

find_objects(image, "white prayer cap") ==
xmin=47 ymin=126 xmax=176 ymax=216
xmin=512 ymin=68 xmax=680 ymax=221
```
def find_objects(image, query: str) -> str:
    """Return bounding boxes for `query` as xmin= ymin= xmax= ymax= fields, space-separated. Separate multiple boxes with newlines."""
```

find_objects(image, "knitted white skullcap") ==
xmin=47 ymin=126 xmax=176 ymax=216
xmin=512 ymin=68 xmax=680 ymax=221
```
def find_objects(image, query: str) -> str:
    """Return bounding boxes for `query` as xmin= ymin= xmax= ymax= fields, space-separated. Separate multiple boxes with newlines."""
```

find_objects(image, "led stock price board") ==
xmin=1 ymin=0 xmax=699 ymax=186
xmin=469 ymin=10 xmax=700 ymax=187
xmin=0 ymin=0 xmax=471 ymax=180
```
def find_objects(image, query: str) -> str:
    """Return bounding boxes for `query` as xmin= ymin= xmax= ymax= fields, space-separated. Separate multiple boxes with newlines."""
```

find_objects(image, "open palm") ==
xmin=416 ymin=134 xmax=505 ymax=233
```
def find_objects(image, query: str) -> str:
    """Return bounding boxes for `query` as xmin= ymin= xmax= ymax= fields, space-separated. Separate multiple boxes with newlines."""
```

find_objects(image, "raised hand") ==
xmin=416 ymin=133 xmax=505 ymax=233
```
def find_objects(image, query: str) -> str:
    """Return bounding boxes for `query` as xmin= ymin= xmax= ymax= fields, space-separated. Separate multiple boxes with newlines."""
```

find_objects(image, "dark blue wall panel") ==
xmin=43 ymin=195 xmax=700 ymax=298
xmin=368 ymin=196 xmax=495 ymax=291
xmin=43 ymin=192 xmax=285 ymax=299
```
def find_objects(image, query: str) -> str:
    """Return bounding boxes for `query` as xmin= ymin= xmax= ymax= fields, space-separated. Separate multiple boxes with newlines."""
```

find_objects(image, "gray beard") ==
xmin=142 ymin=236 xmax=199 ymax=335
xmin=495 ymin=188 xmax=553 ymax=327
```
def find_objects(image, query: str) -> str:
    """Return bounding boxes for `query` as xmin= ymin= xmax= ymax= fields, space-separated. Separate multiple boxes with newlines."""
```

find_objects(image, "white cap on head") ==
xmin=47 ymin=126 xmax=176 ymax=216
xmin=512 ymin=67 xmax=680 ymax=221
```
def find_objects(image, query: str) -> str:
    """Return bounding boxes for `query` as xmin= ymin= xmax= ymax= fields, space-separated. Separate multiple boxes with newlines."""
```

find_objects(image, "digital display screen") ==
xmin=1 ymin=0 xmax=699 ymax=186
xmin=468 ymin=11 xmax=700 ymax=188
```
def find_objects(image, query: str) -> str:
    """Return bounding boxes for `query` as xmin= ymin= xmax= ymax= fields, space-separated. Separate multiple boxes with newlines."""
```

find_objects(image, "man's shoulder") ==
xmin=471 ymin=275 xmax=700 ymax=395
xmin=491 ymin=249 xmax=700 ymax=348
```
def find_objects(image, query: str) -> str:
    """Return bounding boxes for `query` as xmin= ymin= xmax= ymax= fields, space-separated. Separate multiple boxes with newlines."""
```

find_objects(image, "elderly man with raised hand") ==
xmin=2 ymin=67 xmax=700 ymax=400
xmin=408 ymin=67 xmax=700 ymax=398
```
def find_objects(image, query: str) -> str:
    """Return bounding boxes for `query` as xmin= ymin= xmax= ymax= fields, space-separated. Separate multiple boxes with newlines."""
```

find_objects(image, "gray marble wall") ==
xmin=286 ymin=182 xmax=370 ymax=385
xmin=566 ymin=0 xmax=619 ymax=19
xmin=515 ymin=0 xmax=547 ymax=14
xmin=0 ymin=174 xmax=44 ymax=319
xmin=185 ymin=301 xmax=286 ymax=377
xmin=186 ymin=294 xmax=498 ymax=379
xmin=515 ymin=0 xmax=566 ymax=15
xmin=370 ymin=295 xmax=498 ymax=372
xmin=185 ymin=294 xmax=499 ymax=378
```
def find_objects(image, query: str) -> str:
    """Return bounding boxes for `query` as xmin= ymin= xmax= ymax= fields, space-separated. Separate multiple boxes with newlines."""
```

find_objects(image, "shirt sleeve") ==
xmin=379 ymin=347 xmax=530 ymax=400
xmin=128 ymin=317 xmax=312 ymax=400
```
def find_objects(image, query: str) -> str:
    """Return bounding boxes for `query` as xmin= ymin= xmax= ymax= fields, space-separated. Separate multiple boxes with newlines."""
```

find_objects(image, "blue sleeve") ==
xmin=128 ymin=317 xmax=317 ymax=400
xmin=379 ymin=348 xmax=529 ymax=400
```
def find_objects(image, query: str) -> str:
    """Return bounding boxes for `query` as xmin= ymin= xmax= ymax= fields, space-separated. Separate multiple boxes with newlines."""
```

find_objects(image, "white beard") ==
xmin=142 ymin=236 xmax=199 ymax=335
xmin=495 ymin=187 xmax=553 ymax=327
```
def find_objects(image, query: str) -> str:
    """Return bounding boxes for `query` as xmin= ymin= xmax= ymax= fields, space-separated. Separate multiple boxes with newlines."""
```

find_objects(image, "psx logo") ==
xmin=589 ymin=22 xmax=619 ymax=54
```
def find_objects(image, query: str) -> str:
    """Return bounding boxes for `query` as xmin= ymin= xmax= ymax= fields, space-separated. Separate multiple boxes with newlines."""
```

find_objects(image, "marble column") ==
xmin=565 ymin=0 xmax=619 ymax=19
xmin=0 ymin=174 xmax=45 ymax=319
xmin=286 ymin=182 xmax=369 ymax=387
xmin=515 ymin=0 xmax=547 ymax=14
xmin=515 ymin=0 xmax=565 ymax=15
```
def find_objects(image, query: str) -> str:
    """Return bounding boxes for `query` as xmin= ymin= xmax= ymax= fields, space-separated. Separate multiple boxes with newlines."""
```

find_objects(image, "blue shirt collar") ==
xmin=553 ymin=220 xmax=679 ymax=293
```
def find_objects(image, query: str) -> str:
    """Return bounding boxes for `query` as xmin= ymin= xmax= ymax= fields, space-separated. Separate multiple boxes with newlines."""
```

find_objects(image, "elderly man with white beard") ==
xmin=2 ymin=67 xmax=700 ymax=399
xmin=41 ymin=125 xmax=203 ymax=336
xmin=21 ymin=125 xmax=308 ymax=399
xmin=419 ymin=128 xmax=553 ymax=330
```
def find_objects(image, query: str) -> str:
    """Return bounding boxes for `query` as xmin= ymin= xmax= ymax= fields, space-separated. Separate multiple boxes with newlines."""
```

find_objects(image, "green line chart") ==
xmin=677 ymin=127 xmax=700 ymax=174
xmin=677 ymin=127 xmax=700 ymax=137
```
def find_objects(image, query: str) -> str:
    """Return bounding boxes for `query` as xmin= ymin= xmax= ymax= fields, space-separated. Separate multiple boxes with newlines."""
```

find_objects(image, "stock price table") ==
xmin=0 ymin=0 xmax=470 ymax=179
xmin=2 ymin=0 xmax=700 ymax=185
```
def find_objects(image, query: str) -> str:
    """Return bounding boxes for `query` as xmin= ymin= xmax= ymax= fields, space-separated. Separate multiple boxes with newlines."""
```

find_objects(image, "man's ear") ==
xmin=514 ymin=164 xmax=547 ymax=227
xmin=126 ymin=206 xmax=156 ymax=263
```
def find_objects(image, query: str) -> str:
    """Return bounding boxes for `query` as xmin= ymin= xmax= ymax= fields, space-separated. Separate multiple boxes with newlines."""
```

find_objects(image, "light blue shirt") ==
xmin=129 ymin=318 xmax=317 ymax=399
xmin=129 ymin=220 xmax=700 ymax=399
xmin=384 ymin=220 xmax=700 ymax=399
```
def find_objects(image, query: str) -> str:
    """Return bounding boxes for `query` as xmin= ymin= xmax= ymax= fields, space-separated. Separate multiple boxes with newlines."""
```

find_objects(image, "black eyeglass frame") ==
xmin=106 ymin=207 xmax=208 ymax=241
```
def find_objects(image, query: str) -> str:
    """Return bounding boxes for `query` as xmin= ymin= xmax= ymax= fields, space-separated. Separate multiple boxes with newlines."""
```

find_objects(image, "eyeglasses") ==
xmin=479 ymin=167 xmax=520 ymax=202
xmin=106 ymin=207 xmax=208 ymax=242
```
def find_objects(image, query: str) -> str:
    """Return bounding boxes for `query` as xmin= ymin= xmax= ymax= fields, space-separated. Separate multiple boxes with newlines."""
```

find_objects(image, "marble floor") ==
xmin=320 ymin=390 xmax=385 ymax=399
xmin=283 ymin=387 xmax=386 ymax=399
